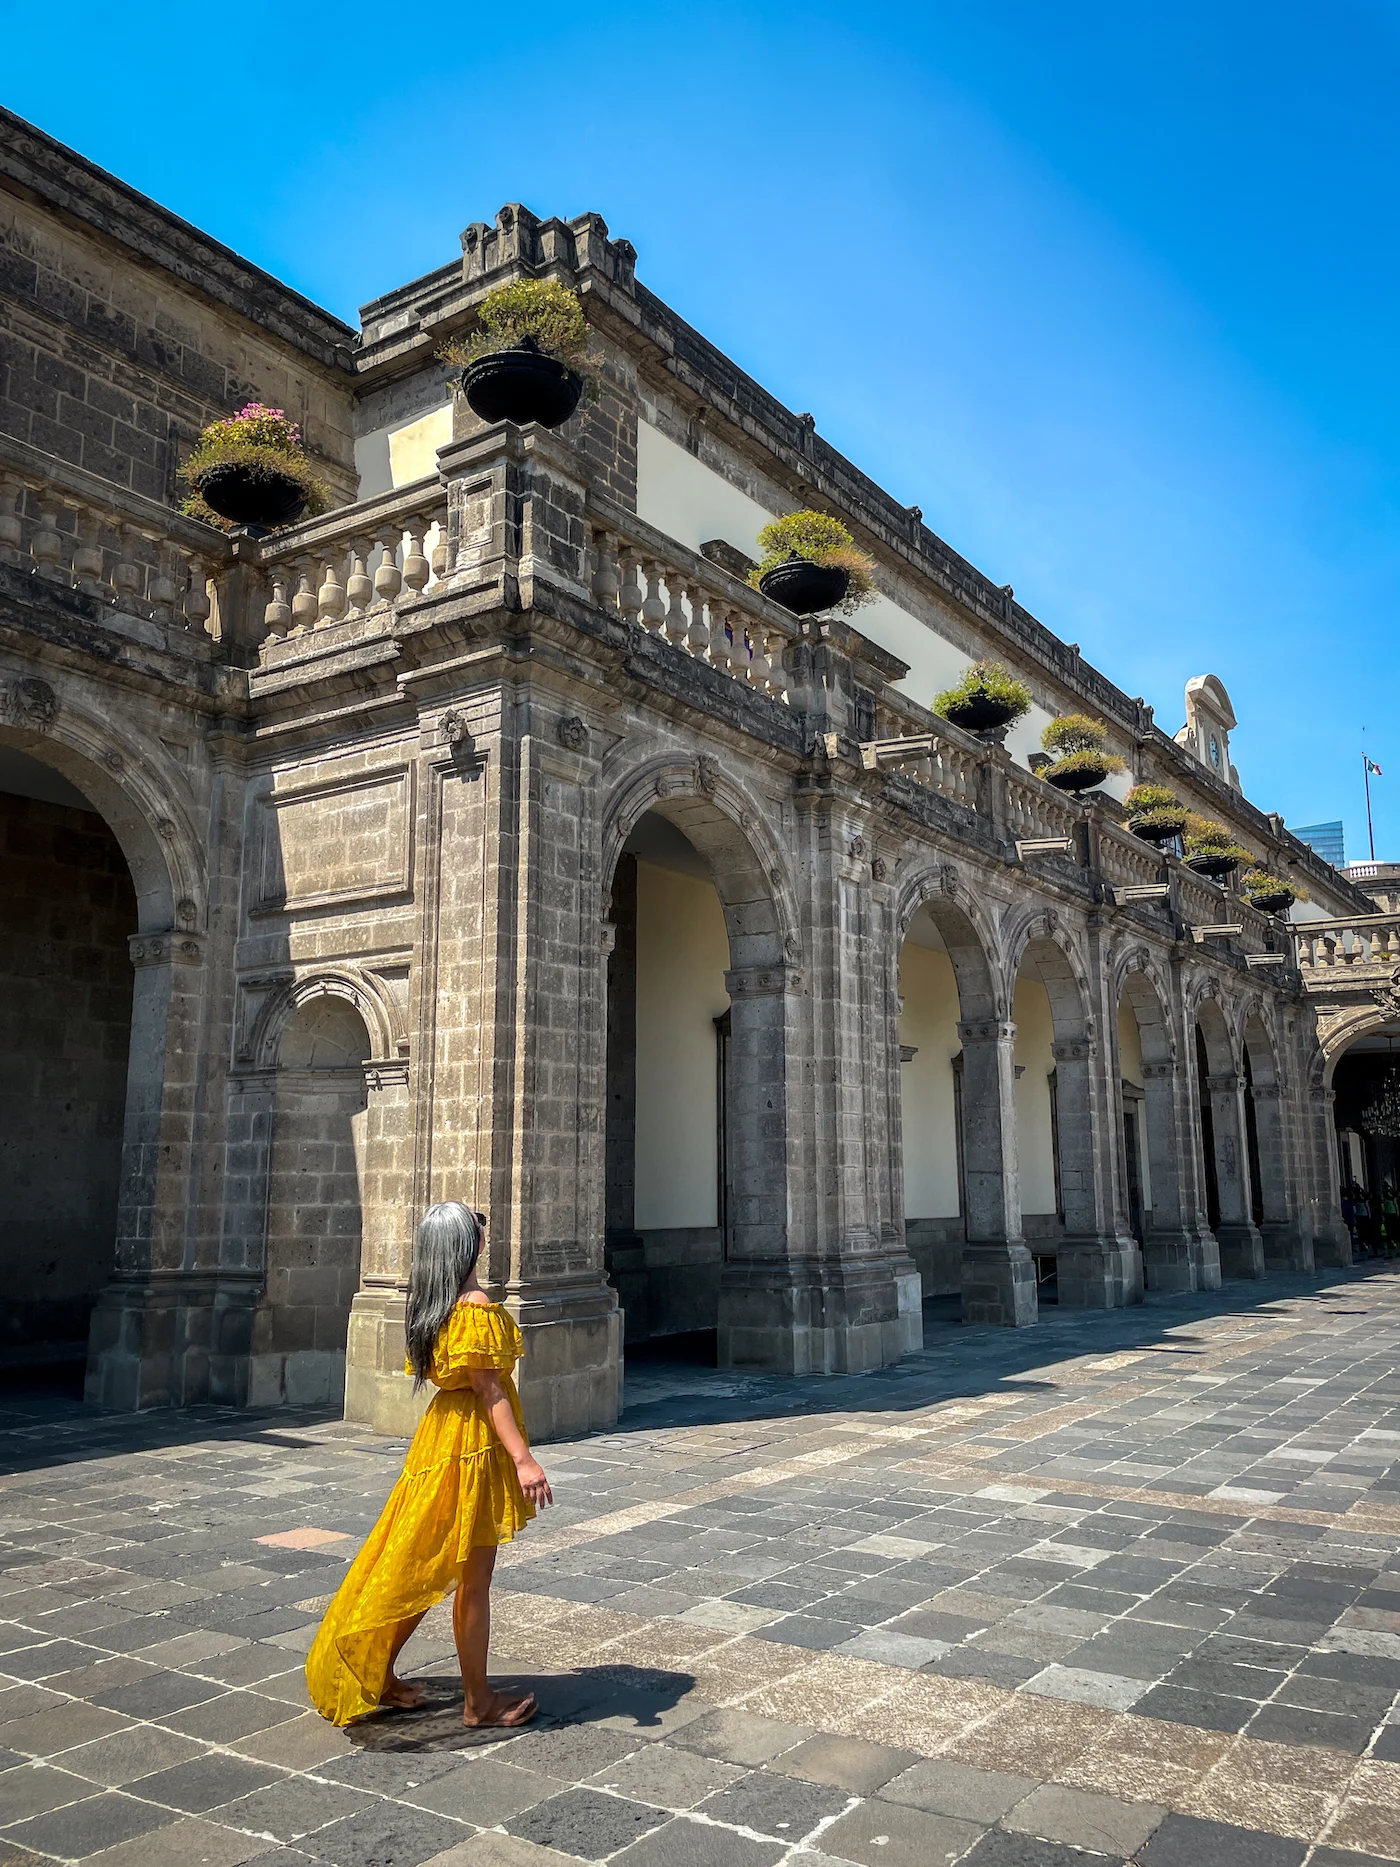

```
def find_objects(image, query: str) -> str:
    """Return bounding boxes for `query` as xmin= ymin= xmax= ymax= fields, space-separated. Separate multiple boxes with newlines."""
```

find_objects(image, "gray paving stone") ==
xmin=693 ymin=1768 xmax=846 ymax=1841
xmin=882 ymin=1758 xmax=1038 ymax=1822
xmin=56 ymin=1724 xmax=208 ymax=1787
xmin=409 ymin=1757 xmax=570 ymax=1823
xmin=90 ymin=1670 xmax=224 ymax=1719
xmin=667 ymin=1708 xmax=809 ymax=1766
xmin=1001 ymin=1783 xmax=1165 ymax=1854
xmin=583 ymin=1741 xmax=742 ymax=1809
xmin=819 ymin=1798 xmax=985 ymax=1867
xmin=505 ymin=1786 xmax=669 ymax=1858
xmin=211 ymin=1775 xmax=373 ymax=1842
xmin=1136 ymin=1812 xmax=1308 ymax=1865
xmin=126 ymin=1751 xmax=284 ymax=1811
xmin=0 ymin=1761 xmax=94 ymax=1822
xmin=769 ymin=1733 xmax=917 ymax=1796
xmin=301 ymin=1799 xmax=474 ymax=1866
xmin=160 ymin=1689 xmax=303 ymax=1741
xmin=2 ymin=1789 xmax=178 ymax=1858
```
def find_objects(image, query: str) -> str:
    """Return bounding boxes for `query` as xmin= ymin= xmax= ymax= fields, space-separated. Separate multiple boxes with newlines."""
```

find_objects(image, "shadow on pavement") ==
xmin=345 ymin=1663 xmax=697 ymax=1752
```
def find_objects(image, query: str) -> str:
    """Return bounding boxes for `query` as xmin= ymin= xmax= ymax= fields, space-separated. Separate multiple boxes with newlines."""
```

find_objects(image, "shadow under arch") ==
xmin=1192 ymin=988 xmax=1265 ymax=1278
xmin=0 ymin=724 xmax=201 ymax=1406
xmin=1115 ymin=962 xmax=1210 ymax=1293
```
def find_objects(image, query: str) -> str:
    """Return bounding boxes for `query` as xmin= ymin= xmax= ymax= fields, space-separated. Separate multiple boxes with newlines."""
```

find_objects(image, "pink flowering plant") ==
xmin=179 ymin=401 xmax=329 ymax=530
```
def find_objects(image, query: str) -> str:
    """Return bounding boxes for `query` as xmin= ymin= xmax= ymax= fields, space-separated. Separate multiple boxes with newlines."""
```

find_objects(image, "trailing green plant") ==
xmin=1123 ymin=781 xmax=1189 ymax=842
xmin=1182 ymin=815 xmax=1250 ymax=862
xmin=1241 ymin=867 xmax=1309 ymax=907
xmin=932 ymin=659 xmax=1033 ymax=729
xmin=177 ymin=403 xmax=329 ymax=530
xmin=1042 ymin=713 xmax=1108 ymax=755
xmin=439 ymin=278 xmax=598 ymax=383
xmin=747 ymin=509 xmax=876 ymax=614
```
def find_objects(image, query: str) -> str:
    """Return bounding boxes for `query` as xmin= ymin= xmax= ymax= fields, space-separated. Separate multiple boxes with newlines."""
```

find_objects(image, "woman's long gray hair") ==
xmin=405 ymin=1202 xmax=483 ymax=1387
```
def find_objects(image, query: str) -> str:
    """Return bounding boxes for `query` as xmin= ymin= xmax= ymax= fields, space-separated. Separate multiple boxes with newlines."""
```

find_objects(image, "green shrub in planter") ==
xmin=440 ymin=278 xmax=597 ymax=377
xmin=1182 ymin=814 xmax=1250 ymax=878
xmin=933 ymin=660 xmax=1033 ymax=734
xmin=1124 ymin=781 xmax=1189 ymax=844
xmin=748 ymin=510 xmax=876 ymax=616
xmin=1242 ymin=868 xmax=1308 ymax=913
xmin=1039 ymin=715 xmax=1125 ymax=793
xmin=179 ymin=403 xmax=330 ymax=531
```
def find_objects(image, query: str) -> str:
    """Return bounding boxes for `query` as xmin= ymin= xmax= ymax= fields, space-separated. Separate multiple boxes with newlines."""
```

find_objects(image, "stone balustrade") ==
xmin=584 ymin=500 xmax=799 ymax=707
xmin=252 ymin=476 xmax=449 ymax=655
xmin=0 ymin=438 xmax=225 ymax=636
xmin=1296 ymin=913 xmax=1400 ymax=972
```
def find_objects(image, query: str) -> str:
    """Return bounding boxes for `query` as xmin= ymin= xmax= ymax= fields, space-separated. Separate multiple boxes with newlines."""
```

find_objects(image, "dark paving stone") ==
xmin=752 ymin=1613 xmax=862 ymax=1650
xmin=1371 ymin=1723 xmax=1400 ymax=1763
xmin=1276 ymin=1673 xmax=1394 ymax=1720
xmin=958 ymin=1831 xmax=1121 ymax=1866
xmin=723 ymin=1581 xmax=835 ymax=1612
xmin=299 ymin=1800 xmax=472 ymax=1866
xmin=127 ymin=1750 xmax=282 ymax=1811
xmin=1245 ymin=1702 xmax=1378 ymax=1752
xmin=317 ymin=1747 xmax=466 ymax=1794
xmin=885 ymin=1608 xmax=989 ymax=1643
xmin=1131 ymin=1685 xmax=1258 ymax=1733
xmin=694 ymin=1769 xmax=846 ymax=1840
xmin=1136 ymin=1811 xmax=1308 ymax=1865
xmin=213 ymin=1776 xmax=374 ymax=1842
xmin=504 ymin=1723 xmax=649 ymax=1780
xmin=161 ymin=1688 xmax=302 ymax=1741
xmin=928 ymin=1647 xmax=1042 ymax=1688
xmin=1162 ymin=1658 xmax=1287 ymax=1699
xmin=1309 ymin=1849 xmax=1400 ymax=1867
xmin=0 ymin=1641 xmax=107 ymax=1680
xmin=609 ymin=1815 xmax=786 ymax=1867
xmin=90 ymin=1670 xmax=224 ymax=1718
xmin=505 ymin=1785 xmax=669 ymax=1857
xmin=2 ymin=1790 xmax=177 ymax=1857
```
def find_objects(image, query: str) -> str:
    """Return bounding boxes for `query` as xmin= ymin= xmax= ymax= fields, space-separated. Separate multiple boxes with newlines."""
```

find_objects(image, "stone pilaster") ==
xmin=1205 ymin=1070 xmax=1266 ymax=1278
xmin=957 ymin=1018 xmax=1036 ymax=1326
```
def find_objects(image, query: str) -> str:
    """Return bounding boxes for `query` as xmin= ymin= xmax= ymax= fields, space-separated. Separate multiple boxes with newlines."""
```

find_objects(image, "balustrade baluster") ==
xmin=708 ymin=601 xmax=733 ymax=672
xmin=291 ymin=558 xmax=318 ymax=633
xmin=345 ymin=542 xmax=374 ymax=613
xmin=763 ymin=630 xmax=788 ymax=700
xmin=619 ymin=550 xmax=643 ymax=626
xmin=687 ymin=587 xmax=712 ymax=660
xmin=402 ymin=530 xmax=430 ymax=595
xmin=71 ymin=510 xmax=104 ymax=594
xmin=147 ymin=541 xmax=179 ymax=623
xmin=373 ymin=540 xmax=402 ymax=603
xmin=640 ymin=559 xmax=667 ymax=634
xmin=591 ymin=530 xmax=620 ymax=610
xmin=31 ymin=501 xmax=65 ymax=578
xmin=665 ymin=576 xmax=689 ymax=648
xmin=113 ymin=524 xmax=145 ymax=609
xmin=264 ymin=575 xmax=292 ymax=637
xmin=318 ymin=554 xmax=347 ymax=622
xmin=747 ymin=627 xmax=770 ymax=689
xmin=429 ymin=518 xmax=450 ymax=582
xmin=182 ymin=553 xmax=212 ymax=634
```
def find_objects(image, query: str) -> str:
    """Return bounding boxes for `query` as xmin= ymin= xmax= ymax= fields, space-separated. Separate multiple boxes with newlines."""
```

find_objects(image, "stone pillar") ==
xmin=343 ymin=1061 xmax=418 ymax=1433
xmin=1313 ymin=1087 xmax=1354 ymax=1267
xmin=86 ymin=931 xmax=209 ymax=1409
xmin=1138 ymin=1059 xmax=1202 ymax=1291
xmin=1251 ymin=1081 xmax=1314 ymax=1274
xmin=1205 ymin=1070 xmax=1266 ymax=1277
xmin=1053 ymin=1035 xmax=1143 ymax=1309
xmin=958 ymin=1019 xmax=1036 ymax=1325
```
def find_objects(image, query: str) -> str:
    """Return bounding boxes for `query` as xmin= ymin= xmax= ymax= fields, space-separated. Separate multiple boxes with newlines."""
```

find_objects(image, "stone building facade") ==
xmin=0 ymin=109 xmax=1383 ymax=1438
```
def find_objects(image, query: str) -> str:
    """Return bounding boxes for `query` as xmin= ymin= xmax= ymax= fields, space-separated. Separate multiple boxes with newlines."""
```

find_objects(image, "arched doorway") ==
xmin=896 ymin=889 xmax=1033 ymax=1326
xmin=604 ymin=810 xmax=730 ymax=1360
xmin=1195 ymin=997 xmax=1265 ymax=1277
xmin=1012 ymin=949 xmax=1062 ymax=1295
xmin=251 ymin=996 xmax=372 ymax=1407
xmin=0 ymin=747 xmax=136 ymax=1388
xmin=1330 ymin=1019 xmax=1400 ymax=1258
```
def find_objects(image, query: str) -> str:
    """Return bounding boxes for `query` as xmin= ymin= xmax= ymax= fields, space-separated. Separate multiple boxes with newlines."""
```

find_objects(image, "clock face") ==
xmin=1209 ymin=734 xmax=1221 ymax=768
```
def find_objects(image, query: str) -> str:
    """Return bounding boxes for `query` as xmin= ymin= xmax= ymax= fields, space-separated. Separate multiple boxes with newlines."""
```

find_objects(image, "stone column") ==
xmin=86 ymin=931 xmax=209 ymax=1409
xmin=1252 ymin=1080 xmax=1314 ymax=1273
xmin=1313 ymin=1087 xmax=1354 ymax=1267
xmin=1053 ymin=1035 xmax=1143 ymax=1308
xmin=343 ymin=1060 xmax=417 ymax=1431
xmin=958 ymin=1018 xmax=1036 ymax=1325
xmin=1205 ymin=1070 xmax=1266 ymax=1277
xmin=1138 ymin=1059 xmax=1203 ymax=1290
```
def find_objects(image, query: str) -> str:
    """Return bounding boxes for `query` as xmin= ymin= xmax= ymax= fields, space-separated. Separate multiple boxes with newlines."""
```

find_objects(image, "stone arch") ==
xmin=893 ymin=865 xmax=1002 ymax=1023
xmin=253 ymin=968 xmax=405 ymax=1072
xmin=1001 ymin=910 xmax=1094 ymax=1041
xmin=1114 ymin=961 xmax=1202 ymax=1291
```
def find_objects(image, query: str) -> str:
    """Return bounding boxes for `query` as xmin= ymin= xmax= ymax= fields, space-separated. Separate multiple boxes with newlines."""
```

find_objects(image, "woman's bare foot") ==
xmin=381 ymin=1674 xmax=426 ymax=1710
xmin=463 ymin=1689 xmax=537 ymax=1729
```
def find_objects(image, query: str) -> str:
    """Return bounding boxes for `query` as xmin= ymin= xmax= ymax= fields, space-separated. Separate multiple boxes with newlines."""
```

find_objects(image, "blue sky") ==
xmin=7 ymin=2 xmax=1397 ymax=855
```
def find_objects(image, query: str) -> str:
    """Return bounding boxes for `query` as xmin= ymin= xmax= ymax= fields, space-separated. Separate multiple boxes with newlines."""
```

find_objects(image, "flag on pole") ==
xmin=1367 ymin=757 xmax=1383 ymax=777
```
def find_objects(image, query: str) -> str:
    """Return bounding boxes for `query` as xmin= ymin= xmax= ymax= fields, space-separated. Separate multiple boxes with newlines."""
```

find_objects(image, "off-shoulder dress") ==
xmin=305 ymin=1302 xmax=534 ymax=1725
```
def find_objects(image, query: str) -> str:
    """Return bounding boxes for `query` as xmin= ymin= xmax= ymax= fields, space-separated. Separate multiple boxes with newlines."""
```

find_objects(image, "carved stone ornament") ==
xmin=557 ymin=715 xmax=588 ymax=752
xmin=940 ymin=863 xmax=959 ymax=896
xmin=157 ymin=818 xmax=177 ymax=840
xmin=176 ymin=897 xmax=199 ymax=929
xmin=784 ymin=933 xmax=802 ymax=961
xmin=101 ymin=748 xmax=124 ymax=774
xmin=848 ymin=835 xmax=866 ymax=860
xmin=2 ymin=676 xmax=58 ymax=731
xmin=871 ymin=856 xmax=888 ymax=882
xmin=696 ymin=754 xmax=720 ymax=795
xmin=442 ymin=710 xmax=472 ymax=749
xmin=1371 ymin=968 xmax=1400 ymax=1017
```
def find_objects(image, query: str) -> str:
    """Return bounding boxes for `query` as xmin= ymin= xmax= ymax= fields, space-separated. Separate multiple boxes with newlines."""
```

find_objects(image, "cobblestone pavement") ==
xmin=2 ymin=1268 xmax=1400 ymax=1867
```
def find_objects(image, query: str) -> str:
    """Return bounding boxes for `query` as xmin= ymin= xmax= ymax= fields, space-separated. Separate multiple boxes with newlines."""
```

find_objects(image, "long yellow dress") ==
xmin=305 ymin=1301 xmax=534 ymax=1726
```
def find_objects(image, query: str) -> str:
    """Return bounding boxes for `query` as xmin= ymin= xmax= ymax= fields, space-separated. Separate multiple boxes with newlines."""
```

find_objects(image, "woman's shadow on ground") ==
xmin=346 ymin=1662 xmax=696 ymax=1753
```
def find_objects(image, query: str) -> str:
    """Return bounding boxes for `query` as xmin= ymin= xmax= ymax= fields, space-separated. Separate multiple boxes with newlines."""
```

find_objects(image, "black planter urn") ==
xmin=193 ymin=459 xmax=307 ymax=529
xmin=1247 ymin=889 xmax=1295 ymax=915
xmin=941 ymin=696 xmax=1022 ymax=734
xmin=1186 ymin=852 xmax=1240 ymax=880
xmin=757 ymin=554 xmax=850 ymax=616
xmin=461 ymin=337 xmax=583 ymax=430
xmin=1044 ymin=758 xmax=1109 ymax=794
xmin=1129 ymin=815 xmax=1187 ymax=847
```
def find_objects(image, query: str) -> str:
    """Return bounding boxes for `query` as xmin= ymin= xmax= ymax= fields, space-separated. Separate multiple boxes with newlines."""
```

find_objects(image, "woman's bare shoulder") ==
xmin=456 ymin=1293 xmax=497 ymax=1309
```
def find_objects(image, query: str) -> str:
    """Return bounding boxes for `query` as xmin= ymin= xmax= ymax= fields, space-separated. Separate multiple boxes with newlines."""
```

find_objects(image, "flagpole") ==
xmin=1365 ymin=752 xmax=1377 ymax=861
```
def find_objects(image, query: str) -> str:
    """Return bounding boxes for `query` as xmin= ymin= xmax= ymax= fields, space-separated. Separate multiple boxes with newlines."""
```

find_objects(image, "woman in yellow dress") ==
xmin=306 ymin=1202 xmax=552 ymax=1728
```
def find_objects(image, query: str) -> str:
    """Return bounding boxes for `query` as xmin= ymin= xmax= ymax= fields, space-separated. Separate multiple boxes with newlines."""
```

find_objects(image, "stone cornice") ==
xmin=0 ymin=107 xmax=357 ymax=374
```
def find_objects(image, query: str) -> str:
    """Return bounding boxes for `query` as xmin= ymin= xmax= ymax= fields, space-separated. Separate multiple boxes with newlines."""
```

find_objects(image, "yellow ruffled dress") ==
xmin=305 ymin=1302 xmax=534 ymax=1725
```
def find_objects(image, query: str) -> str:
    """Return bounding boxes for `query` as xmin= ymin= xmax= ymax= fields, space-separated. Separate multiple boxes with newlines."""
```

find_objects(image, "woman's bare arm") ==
xmin=468 ymin=1368 xmax=553 ymax=1506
